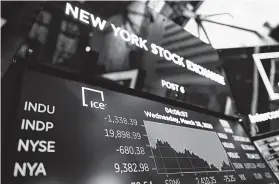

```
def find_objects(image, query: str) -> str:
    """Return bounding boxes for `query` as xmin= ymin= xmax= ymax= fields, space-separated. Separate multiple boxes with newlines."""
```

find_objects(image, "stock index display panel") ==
xmin=3 ymin=69 xmax=278 ymax=184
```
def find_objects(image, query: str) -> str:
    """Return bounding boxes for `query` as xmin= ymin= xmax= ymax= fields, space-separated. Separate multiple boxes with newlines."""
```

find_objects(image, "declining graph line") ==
xmin=144 ymin=120 xmax=234 ymax=174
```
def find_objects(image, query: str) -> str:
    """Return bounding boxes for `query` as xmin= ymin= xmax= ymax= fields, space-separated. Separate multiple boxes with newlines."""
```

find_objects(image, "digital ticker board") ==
xmin=2 ymin=68 xmax=278 ymax=184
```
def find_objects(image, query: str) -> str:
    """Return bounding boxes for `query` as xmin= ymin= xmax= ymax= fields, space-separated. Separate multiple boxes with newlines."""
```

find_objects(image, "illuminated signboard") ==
xmin=65 ymin=3 xmax=225 ymax=86
xmin=2 ymin=68 xmax=278 ymax=184
xmin=249 ymin=110 xmax=279 ymax=124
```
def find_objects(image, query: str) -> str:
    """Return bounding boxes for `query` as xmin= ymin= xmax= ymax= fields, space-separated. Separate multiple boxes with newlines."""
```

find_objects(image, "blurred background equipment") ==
xmin=148 ymin=0 xmax=203 ymax=27
xmin=264 ymin=22 xmax=279 ymax=42
xmin=184 ymin=0 xmax=279 ymax=49
xmin=101 ymin=69 xmax=144 ymax=89
xmin=1 ymin=1 xmax=44 ymax=76
xmin=254 ymin=134 xmax=279 ymax=181
xmin=148 ymin=0 xmax=279 ymax=48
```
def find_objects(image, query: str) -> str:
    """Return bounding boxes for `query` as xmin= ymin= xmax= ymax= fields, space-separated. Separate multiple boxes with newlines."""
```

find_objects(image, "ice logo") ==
xmin=81 ymin=87 xmax=106 ymax=110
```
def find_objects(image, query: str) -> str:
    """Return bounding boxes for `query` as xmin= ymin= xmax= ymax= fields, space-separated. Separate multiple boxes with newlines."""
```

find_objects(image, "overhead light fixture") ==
xmin=85 ymin=46 xmax=91 ymax=52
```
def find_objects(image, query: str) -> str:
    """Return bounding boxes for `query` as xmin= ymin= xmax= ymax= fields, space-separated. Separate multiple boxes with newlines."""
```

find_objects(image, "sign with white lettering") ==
xmin=249 ymin=110 xmax=279 ymax=124
xmin=65 ymin=3 xmax=225 ymax=86
xmin=14 ymin=1 xmax=234 ymax=114
xmin=161 ymin=79 xmax=185 ymax=94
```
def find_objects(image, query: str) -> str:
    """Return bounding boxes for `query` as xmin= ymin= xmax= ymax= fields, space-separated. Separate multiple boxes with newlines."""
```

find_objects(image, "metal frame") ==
xmin=253 ymin=52 xmax=279 ymax=101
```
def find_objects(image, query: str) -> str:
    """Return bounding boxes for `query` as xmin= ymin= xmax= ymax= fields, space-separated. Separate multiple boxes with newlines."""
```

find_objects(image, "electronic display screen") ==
xmin=3 ymin=69 xmax=278 ymax=184
xmin=255 ymin=135 xmax=279 ymax=181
